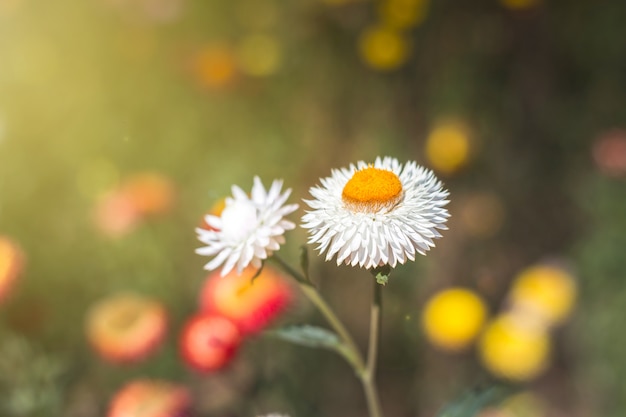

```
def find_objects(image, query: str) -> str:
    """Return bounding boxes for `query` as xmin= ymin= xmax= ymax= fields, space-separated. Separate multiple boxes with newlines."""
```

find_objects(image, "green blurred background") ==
xmin=1 ymin=0 xmax=626 ymax=416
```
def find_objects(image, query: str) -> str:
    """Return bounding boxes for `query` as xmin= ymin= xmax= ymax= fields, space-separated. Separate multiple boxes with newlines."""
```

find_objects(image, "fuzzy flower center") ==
xmin=221 ymin=199 xmax=258 ymax=242
xmin=341 ymin=167 xmax=403 ymax=212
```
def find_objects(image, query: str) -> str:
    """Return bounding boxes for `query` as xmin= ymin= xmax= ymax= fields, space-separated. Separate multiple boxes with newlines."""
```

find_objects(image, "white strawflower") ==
xmin=196 ymin=176 xmax=299 ymax=276
xmin=301 ymin=156 xmax=449 ymax=269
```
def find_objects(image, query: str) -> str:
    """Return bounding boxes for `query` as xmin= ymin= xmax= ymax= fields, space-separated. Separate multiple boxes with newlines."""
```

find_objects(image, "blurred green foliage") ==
xmin=1 ymin=0 xmax=626 ymax=416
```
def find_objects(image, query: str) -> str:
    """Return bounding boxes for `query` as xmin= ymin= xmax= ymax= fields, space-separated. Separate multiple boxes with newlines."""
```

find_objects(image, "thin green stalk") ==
xmin=271 ymin=255 xmax=385 ymax=417
xmin=361 ymin=278 xmax=384 ymax=417
xmin=366 ymin=278 xmax=382 ymax=375
xmin=271 ymin=255 xmax=365 ymax=371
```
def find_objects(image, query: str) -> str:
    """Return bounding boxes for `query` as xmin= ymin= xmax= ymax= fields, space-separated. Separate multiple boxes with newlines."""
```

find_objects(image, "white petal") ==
xmin=196 ymin=177 xmax=297 ymax=276
xmin=301 ymin=158 xmax=448 ymax=271
xmin=204 ymin=248 xmax=231 ymax=271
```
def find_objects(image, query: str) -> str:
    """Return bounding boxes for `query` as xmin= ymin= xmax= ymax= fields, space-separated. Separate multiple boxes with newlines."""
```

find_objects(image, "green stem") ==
xmin=361 ymin=278 xmax=384 ymax=417
xmin=298 ymin=284 xmax=365 ymax=372
xmin=271 ymin=253 xmax=309 ymax=285
xmin=271 ymin=255 xmax=384 ymax=417
xmin=271 ymin=255 xmax=365 ymax=371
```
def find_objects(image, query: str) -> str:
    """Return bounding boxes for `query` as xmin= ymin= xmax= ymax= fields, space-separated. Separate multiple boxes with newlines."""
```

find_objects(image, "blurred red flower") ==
xmin=199 ymin=266 xmax=293 ymax=335
xmin=179 ymin=313 xmax=242 ymax=373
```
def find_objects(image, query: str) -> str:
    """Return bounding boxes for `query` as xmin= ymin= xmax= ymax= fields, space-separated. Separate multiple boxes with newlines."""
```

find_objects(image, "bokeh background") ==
xmin=1 ymin=0 xmax=626 ymax=416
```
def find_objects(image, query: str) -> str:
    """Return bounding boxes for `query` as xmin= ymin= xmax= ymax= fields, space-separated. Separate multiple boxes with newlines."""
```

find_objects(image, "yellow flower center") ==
xmin=341 ymin=167 xmax=403 ymax=213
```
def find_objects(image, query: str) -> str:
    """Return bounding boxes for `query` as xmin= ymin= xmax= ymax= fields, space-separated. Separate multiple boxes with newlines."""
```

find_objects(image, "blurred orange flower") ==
xmin=107 ymin=379 xmax=191 ymax=417
xmin=0 ymin=236 xmax=23 ymax=305
xmin=179 ymin=313 xmax=242 ymax=372
xmin=121 ymin=172 xmax=176 ymax=216
xmin=85 ymin=292 xmax=168 ymax=364
xmin=93 ymin=172 xmax=175 ymax=238
xmin=199 ymin=266 xmax=293 ymax=335
xmin=93 ymin=190 xmax=142 ymax=238
xmin=192 ymin=44 xmax=238 ymax=90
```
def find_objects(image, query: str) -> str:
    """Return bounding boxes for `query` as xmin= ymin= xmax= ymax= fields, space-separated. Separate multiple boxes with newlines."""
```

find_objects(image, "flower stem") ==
xmin=361 ymin=277 xmax=384 ymax=417
xmin=271 ymin=255 xmax=364 ymax=371
xmin=271 ymin=255 xmax=384 ymax=417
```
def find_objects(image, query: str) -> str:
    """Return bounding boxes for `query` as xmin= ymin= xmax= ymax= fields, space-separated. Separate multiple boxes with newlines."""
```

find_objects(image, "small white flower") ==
xmin=196 ymin=177 xmax=299 ymax=276
xmin=301 ymin=156 xmax=449 ymax=269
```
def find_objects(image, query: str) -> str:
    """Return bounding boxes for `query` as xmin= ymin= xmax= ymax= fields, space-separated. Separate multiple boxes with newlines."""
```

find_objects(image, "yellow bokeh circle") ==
xmin=422 ymin=288 xmax=488 ymax=351
xmin=378 ymin=0 xmax=428 ymax=30
xmin=478 ymin=314 xmax=550 ymax=381
xmin=358 ymin=26 xmax=409 ymax=71
xmin=509 ymin=264 xmax=577 ymax=327
xmin=425 ymin=121 xmax=471 ymax=175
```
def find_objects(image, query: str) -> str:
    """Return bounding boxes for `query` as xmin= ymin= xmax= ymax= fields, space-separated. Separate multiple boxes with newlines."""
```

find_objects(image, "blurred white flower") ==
xmin=302 ymin=156 xmax=449 ymax=269
xmin=196 ymin=177 xmax=298 ymax=276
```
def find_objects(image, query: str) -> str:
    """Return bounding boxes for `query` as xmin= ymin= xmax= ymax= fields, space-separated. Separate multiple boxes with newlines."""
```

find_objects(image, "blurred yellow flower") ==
xmin=85 ymin=292 xmax=168 ymax=364
xmin=422 ymin=288 xmax=487 ymax=351
xmin=479 ymin=314 xmax=550 ymax=381
xmin=509 ymin=264 xmax=577 ymax=326
xmin=358 ymin=26 xmax=409 ymax=71
xmin=499 ymin=0 xmax=540 ymax=10
xmin=378 ymin=0 xmax=428 ymax=30
xmin=425 ymin=121 xmax=471 ymax=175
xmin=236 ymin=34 xmax=282 ymax=77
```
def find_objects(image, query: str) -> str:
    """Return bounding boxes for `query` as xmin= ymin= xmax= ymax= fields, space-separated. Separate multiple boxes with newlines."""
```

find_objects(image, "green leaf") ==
xmin=435 ymin=385 xmax=513 ymax=417
xmin=269 ymin=325 xmax=341 ymax=350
